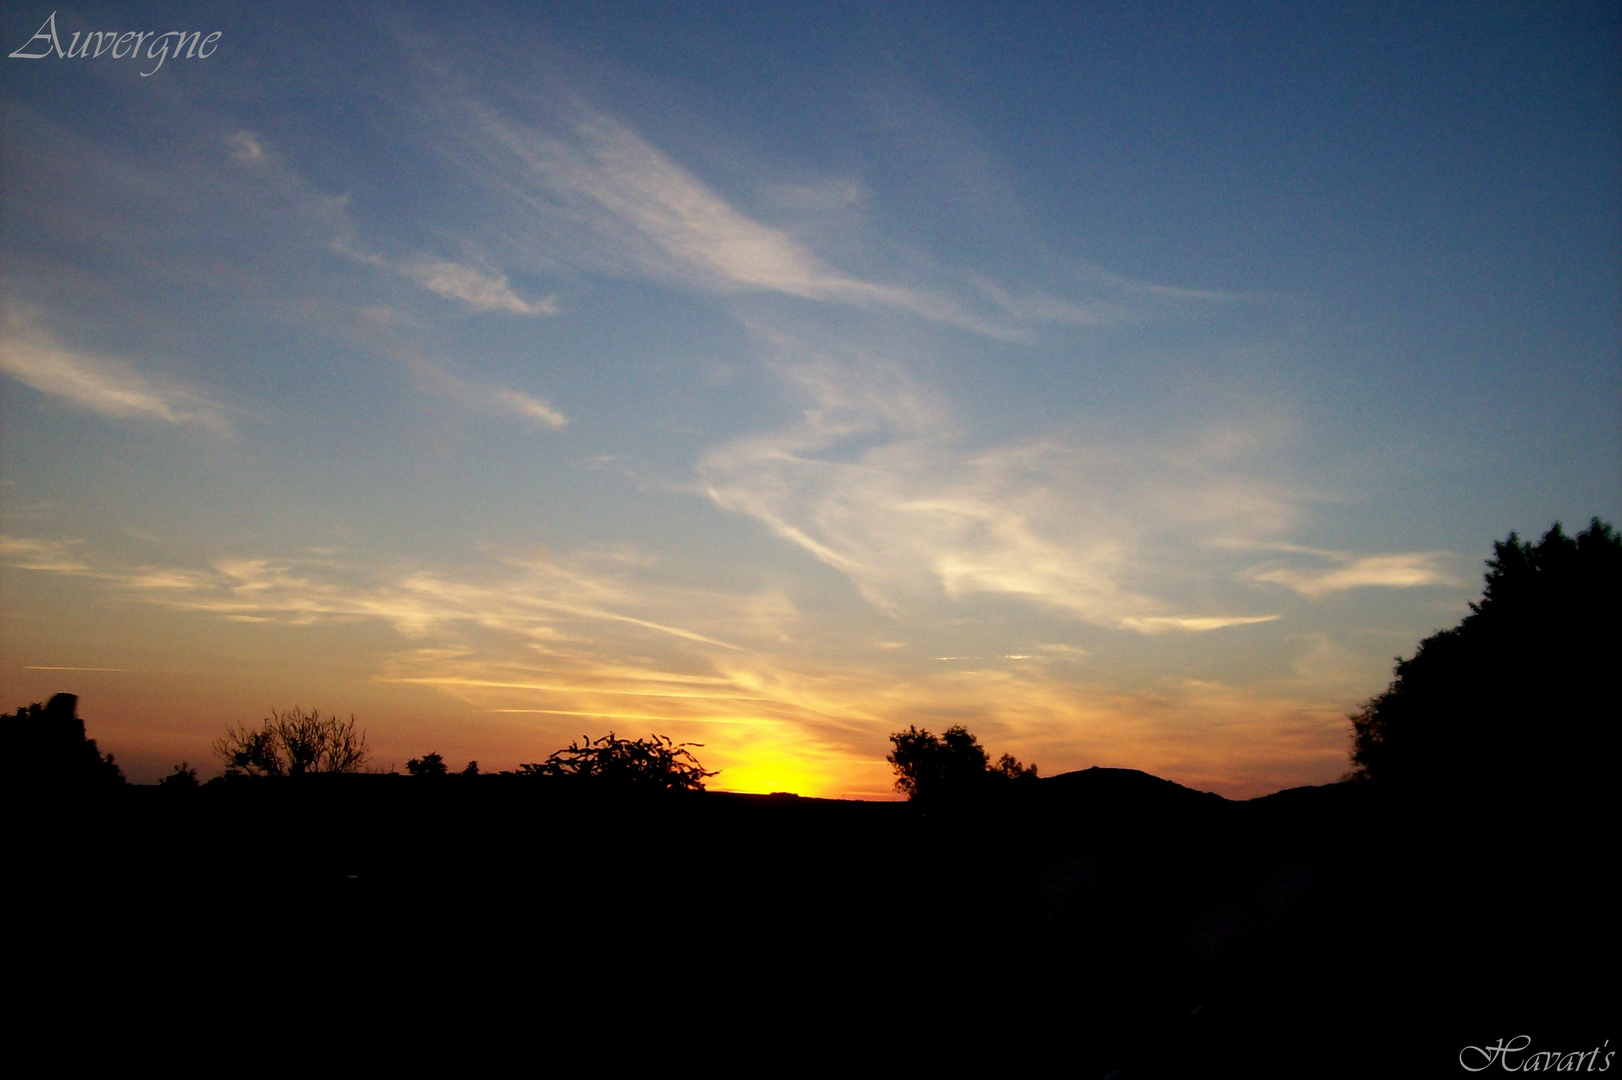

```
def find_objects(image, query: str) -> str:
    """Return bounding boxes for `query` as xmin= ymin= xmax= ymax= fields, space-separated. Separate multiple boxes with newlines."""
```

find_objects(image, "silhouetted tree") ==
xmin=1348 ymin=519 xmax=1619 ymax=794
xmin=888 ymin=725 xmax=1037 ymax=802
xmin=992 ymin=753 xmax=1039 ymax=781
xmin=519 ymin=733 xmax=716 ymax=791
xmin=158 ymin=762 xmax=199 ymax=789
xmin=461 ymin=760 xmax=479 ymax=776
xmin=0 ymin=693 xmax=124 ymax=791
xmin=214 ymin=708 xmax=370 ymax=777
xmin=406 ymin=752 xmax=448 ymax=777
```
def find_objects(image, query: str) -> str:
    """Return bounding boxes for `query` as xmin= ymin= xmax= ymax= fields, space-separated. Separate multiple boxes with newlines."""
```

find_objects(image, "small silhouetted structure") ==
xmin=0 ymin=693 xmax=125 ymax=792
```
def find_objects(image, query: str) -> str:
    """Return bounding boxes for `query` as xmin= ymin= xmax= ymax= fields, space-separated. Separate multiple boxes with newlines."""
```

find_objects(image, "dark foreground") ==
xmin=11 ymin=769 xmax=1614 ymax=1075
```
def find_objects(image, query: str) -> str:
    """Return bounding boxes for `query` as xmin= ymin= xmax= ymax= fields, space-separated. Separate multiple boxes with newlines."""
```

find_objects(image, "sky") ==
xmin=2 ymin=1 xmax=1617 ymax=798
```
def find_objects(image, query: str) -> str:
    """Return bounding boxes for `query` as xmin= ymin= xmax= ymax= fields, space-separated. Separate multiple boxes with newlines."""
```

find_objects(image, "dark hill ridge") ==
xmin=1040 ymin=765 xmax=1232 ymax=817
xmin=1017 ymin=767 xmax=1240 ymax=863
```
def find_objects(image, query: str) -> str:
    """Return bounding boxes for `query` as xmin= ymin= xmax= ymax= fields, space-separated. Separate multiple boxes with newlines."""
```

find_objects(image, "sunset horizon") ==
xmin=4 ymin=3 xmax=1617 ymax=801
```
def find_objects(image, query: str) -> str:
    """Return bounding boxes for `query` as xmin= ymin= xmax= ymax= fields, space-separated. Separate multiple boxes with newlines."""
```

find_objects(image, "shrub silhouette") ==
xmin=158 ymin=762 xmax=199 ymax=789
xmin=0 ymin=693 xmax=124 ymax=791
xmin=518 ymin=733 xmax=715 ymax=791
xmin=406 ymin=752 xmax=448 ymax=777
xmin=992 ymin=752 xmax=1039 ymax=781
xmin=214 ymin=707 xmax=370 ymax=777
xmin=1348 ymin=518 xmax=1619 ymax=793
xmin=888 ymin=725 xmax=1036 ymax=802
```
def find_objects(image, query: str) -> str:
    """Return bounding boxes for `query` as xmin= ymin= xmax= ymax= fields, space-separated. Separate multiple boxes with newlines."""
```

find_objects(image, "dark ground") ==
xmin=9 ymin=769 xmax=1614 ymax=1075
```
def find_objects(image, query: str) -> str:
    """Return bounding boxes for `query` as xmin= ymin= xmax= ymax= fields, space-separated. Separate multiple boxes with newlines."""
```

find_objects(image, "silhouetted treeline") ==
xmin=0 ymin=693 xmax=123 ymax=792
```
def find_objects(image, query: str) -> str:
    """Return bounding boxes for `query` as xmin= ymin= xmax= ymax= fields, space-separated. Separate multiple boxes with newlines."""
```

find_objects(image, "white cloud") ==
xmin=484 ymin=108 xmax=881 ymax=302
xmin=1 ymin=538 xmax=727 ymax=649
xmin=402 ymin=355 xmax=568 ymax=428
xmin=450 ymin=103 xmax=1033 ymax=338
xmin=0 ymin=536 xmax=92 ymax=574
xmin=369 ymin=251 xmax=559 ymax=317
xmin=699 ymin=347 xmax=1290 ymax=633
xmin=1248 ymin=553 xmax=1458 ymax=598
xmin=226 ymin=130 xmax=265 ymax=164
xmin=224 ymin=128 xmax=555 ymax=318
xmin=0 ymin=310 xmax=234 ymax=434
xmin=405 ymin=88 xmax=1252 ymax=341
xmin=1119 ymin=615 xmax=1281 ymax=633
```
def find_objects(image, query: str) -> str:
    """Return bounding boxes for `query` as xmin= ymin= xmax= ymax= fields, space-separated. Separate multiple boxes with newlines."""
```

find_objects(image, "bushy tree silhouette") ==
xmin=1348 ymin=519 xmax=1619 ymax=794
xmin=0 ymin=693 xmax=124 ymax=791
xmin=992 ymin=753 xmax=1039 ymax=781
xmin=887 ymin=725 xmax=1037 ymax=802
xmin=406 ymin=752 xmax=448 ymax=777
xmin=214 ymin=708 xmax=370 ymax=777
xmin=518 ymin=733 xmax=715 ymax=790
xmin=158 ymin=762 xmax=199 ymax=789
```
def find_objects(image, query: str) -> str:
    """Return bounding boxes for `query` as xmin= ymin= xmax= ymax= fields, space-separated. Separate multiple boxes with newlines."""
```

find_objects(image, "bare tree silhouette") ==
xmin=518 ymin=733 xmax=716 ymax=790
xmin=214 ymin=708 xmax=370 ymax=777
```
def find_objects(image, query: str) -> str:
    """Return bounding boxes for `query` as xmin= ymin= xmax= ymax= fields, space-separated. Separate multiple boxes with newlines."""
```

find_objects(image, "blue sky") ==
xmin=3 ymin=2 xmax=1617 ymax=796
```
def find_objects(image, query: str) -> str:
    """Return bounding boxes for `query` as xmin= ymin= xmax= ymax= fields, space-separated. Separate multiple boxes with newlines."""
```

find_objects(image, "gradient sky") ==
xmin=3 ymin=2 xmax=1617 ymax=797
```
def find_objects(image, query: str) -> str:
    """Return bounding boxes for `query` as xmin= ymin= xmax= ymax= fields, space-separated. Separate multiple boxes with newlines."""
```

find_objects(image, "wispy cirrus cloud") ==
xmin=698 ymin=345 xmax=1289 ymax=634
xmin=1121 ymin=615 xmax=1282 ymax=633
xmin=344 ymin=247 xmax=560 ymax=317
xmin=470 ymin=107 xmax=925 ymax=305
xmin=0 ymin=535 xmax=93 ymax=574
xmin=401 ymin=354 xmax=568 ymax=428
xmin=225 ymin=128 xmax=556 ymax=318
xmin=0 ymin=309 xmax=235 ymax=434
xmin=1246 ymin=552 xmax=1458 ymax=598
xmin=378 ymin=64 xmax=1251 ymax=343
xmin=0 ymin=535 xmax=738 ymax=648
xmin=188 ymin=554 xmax=734 ymax=647
xmin=441 ymin=101 xmax=1117 ymax=339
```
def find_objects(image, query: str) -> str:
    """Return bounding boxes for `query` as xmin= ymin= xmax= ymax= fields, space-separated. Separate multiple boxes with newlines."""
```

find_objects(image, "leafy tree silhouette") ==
xmin=1348 ymin=519 xmax=1619 ymax=795
xmin=406 ymin=752 xmax=448 ymax=777
xmin=158 ymin=762 xmax=199 ymax=789
xmin=888 ymin=725 xmax=1037 ymax=802
xmin=992 ymin=752 xmax=1039 ymax=781
xmin=518 ymin=733 xmax=715 ymax=791
xmin=214 ymin=707 xmax=370 ymax=777
xmin=0 ymin=693 xmax=124 ymax=791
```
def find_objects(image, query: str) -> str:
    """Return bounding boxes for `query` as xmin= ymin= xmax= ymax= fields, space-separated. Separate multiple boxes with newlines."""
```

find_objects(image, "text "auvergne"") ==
xmin=9 ymin=11 xmax=220 ymax=76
